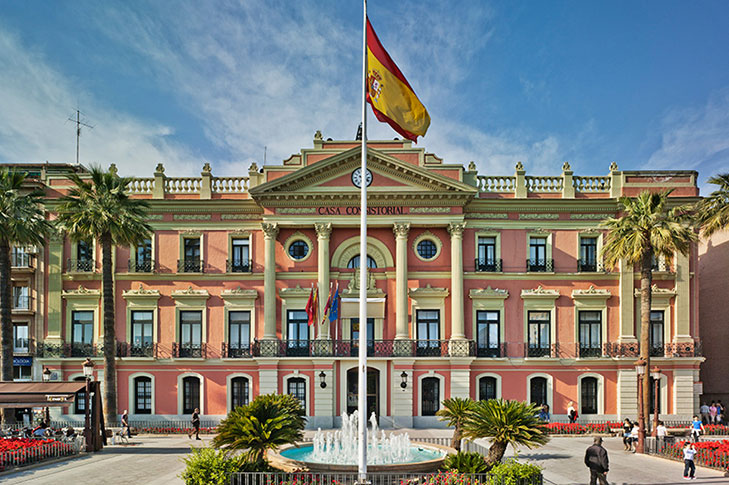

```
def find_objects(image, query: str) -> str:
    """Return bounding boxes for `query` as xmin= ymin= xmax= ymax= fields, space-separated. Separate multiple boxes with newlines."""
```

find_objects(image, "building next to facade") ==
xmin=9 ymin=133 xmax=704 ymax=427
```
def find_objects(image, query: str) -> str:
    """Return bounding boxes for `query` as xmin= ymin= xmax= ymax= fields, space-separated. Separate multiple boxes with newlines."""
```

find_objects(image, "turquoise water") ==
xmin=280 ymin=444 xmax=444 ymax=465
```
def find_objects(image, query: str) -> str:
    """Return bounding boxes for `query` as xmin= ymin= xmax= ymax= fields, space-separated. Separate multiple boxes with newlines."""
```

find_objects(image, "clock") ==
xmin=351 ymin=168 xmax=373 ymax=188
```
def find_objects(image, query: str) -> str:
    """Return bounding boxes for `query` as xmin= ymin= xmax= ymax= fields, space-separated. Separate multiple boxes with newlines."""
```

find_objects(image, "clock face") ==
xmin=351 ymin=168 xmax=373 ymax=188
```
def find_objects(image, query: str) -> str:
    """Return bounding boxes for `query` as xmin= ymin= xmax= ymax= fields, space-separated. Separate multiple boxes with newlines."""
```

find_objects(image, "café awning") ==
xmin=0 ymin=381 xmax=86 ymax=408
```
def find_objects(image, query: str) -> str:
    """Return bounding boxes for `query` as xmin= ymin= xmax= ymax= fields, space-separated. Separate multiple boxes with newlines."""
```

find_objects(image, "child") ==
xmin=690 ymin=415 xmax=704 ymax=443
xmin=622 ymin=418 xmax=633 ymax=451
xmin=683 ymin=442 xmax=696 ymax=480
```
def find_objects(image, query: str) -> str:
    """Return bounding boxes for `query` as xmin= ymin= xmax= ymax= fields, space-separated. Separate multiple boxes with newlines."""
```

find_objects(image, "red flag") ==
xmin=305 ymin=286 xmax=316 ymax=326
xmin=321 ymin=283 xmax=333 ymax=325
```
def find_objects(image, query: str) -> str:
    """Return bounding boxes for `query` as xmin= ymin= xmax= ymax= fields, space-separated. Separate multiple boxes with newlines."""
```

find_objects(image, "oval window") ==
xmin=416 ymin=240 xmax=438 ymax=260
xmin=288 ymin=240 xmax=309 ymax=260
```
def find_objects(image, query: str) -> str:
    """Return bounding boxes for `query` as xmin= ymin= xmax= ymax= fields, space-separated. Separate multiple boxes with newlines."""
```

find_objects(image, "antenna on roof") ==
xmin=264 ymin=146 xmax=267 ymax=165
xmin=67 ymin=109 xmax=94 ymax=165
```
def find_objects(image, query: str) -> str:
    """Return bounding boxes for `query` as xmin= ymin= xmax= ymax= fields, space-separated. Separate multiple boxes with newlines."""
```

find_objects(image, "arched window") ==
xmin=421 ymin=377 xmax=440 ymax=416
xmin=347 ymin=255 xmax=377 ymax=269
xmin=182 ymin=376 xmax=200 ymax=415
xmin=581 ymin=377 xmax=598 ymax=415
xmin=74 ymin=376 xmax=86 ymax=415
xmin=134 ymin=376 xmax=152 ymax=414
xmin=231 ymin=376 xmax=249 ymax=409
xmin=529 ymin=377 xmax=548 ymax=406
xmin=287 ymin=377 xmax=306 ymax=411
xmin=479 ymin=376 xmax=497 ymax=401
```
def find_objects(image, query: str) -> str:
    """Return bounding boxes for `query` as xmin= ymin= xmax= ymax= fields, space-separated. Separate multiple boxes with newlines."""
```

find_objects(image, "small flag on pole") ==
xmin=366 ymin=17 xmax=430 ymax=142
xmin=329 ymin=283 xmax=340 ymax=323
xmin=305 ymin=285 xmax=318 ymax=327
xmin=321 ymin=283 xmax=333 ymax=326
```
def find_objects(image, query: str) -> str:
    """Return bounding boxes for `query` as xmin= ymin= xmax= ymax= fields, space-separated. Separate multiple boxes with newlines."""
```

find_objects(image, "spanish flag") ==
xmin=366 ymin=18 xmax=430 ymax=142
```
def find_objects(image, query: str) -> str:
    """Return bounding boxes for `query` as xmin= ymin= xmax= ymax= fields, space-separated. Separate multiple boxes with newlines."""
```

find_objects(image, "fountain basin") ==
xmin=269 ymin=442 xmax=454 ymax=473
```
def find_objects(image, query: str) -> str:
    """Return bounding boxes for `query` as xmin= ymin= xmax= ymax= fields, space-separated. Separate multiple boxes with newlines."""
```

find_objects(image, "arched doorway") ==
xmin=346 ymin=367 xmax=379 ymax=421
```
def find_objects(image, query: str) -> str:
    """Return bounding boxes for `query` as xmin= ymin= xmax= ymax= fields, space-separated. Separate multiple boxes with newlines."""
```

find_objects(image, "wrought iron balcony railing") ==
xmin=649 ymin=344 xmax=665 ymax=357
xmin=172 ymin=342 xmax=206 ymax=358
xmin=577 ymin=344 xmax=603 ymax=358
xmin=117 ymin=342 xmax=157 ymax=358
xmin=177 ymin=259 xmax=204 ymax=273
xmin=11 ymin=253 xmax=33 ymax=268
xmin=476 ymin=343 xmax=506 ymax=357
xmin=525 ymin=343 xmax=560 ymax=358
xmin=37 ymin=342 xmax=103 ymax=358
xmin=577 ymin=259 xmax=605 ymax=272
xmin=527 ymin=258 xmax=553 ymax=272
xmin=250 ymin=339 xmax=476 ymax=358
xmin=67 ymin=258 xmax=95 ymax=272
xmin=222 ymin=342 xmax=253 ymax=358
xmin=474 ymin=258 xmax=502 ymax=272
xmin=128 ymin=259 xmax=155 ymax=273
xmin=226 ymin=259 xmax=252 ymax=273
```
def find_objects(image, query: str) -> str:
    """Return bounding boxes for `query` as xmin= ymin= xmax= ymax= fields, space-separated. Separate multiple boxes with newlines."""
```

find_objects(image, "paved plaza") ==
xmin=1 ymin=434 xmax=727 ymax=485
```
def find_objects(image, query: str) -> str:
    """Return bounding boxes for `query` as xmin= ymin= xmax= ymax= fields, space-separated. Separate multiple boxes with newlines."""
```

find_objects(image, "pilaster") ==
xmin=261 ymin=223 xmax=279 ymax=340
xmin=449 ymin=358 xmax=473 ymax=399
xmin=448 ymin=222 xmax=466 ymax=341
xmin=617 ymin=369 xmax=638 ymax=418
xmin=46 ymin=235 xmax=63 ymax=343
xmin=674 ymin=369 xmax=696 ymax=417
xmin=313 ymin=361 xmax=334 ymax=428
xmin=674 ymin=251 xmax=692 ymax=342
xmin=393 ymin=222 xmax=410 ymax=340
xmin=315 ymin=223 xmax=332 ymax=340
xmin=392 ymin=361 xmax=414 ymax=428
xmin=257 ymin=360 xmax=279 ymax=395
xmin=618 ymin=259 xmax=636 ymax=342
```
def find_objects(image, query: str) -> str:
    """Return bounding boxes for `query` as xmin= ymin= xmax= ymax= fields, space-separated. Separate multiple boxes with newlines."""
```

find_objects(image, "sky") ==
xmin=1 ymin=1 xmax=728 ymax=193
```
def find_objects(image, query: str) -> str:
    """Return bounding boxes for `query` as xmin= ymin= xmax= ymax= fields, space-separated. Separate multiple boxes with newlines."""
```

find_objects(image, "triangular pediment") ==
xmin=249 ymin=147 xmax=477 ymax=206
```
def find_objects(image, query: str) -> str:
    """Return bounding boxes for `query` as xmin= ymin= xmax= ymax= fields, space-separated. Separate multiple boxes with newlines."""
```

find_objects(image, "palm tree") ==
xmin=601 ymin=190 xmax=696 ymax=423
xmin=462 ymin=399 xmax=548 ymax=468
xmin=697 ymin=173 xmax=729 ymax=237
xmin=213 ymin=393 xmax=306 ymax=463
xmin=436 ymin=397 xmax=474 ymax=451
xmin=56 ymin=167 xmax=151 ymax=425
xmin=0 ymin=168 xmax=54 ymax=424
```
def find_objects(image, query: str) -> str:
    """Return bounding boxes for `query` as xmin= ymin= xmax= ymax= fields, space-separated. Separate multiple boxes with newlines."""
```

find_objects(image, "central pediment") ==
xmin=249 ymin=146 xmax=477 ymax=207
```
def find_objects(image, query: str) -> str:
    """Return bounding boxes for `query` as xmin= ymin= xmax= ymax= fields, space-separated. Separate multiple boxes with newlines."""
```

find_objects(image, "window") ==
xmin=231 ymin=376 xmax=250 ymax=408
xmin=527 ymin=311 xmax=550 ymax=357
xmin=230 ymin=238 xmax=250 ymax=272
xmin=228 ymin=311 xmax=251 ymax=357
xmin=12 ymin=286 xmax=29 ymax=310
xmin=528 ymin=237 xmax=549 ymax=271
xmin=476 ymin=311 xmax=500 ymax=357
xmin=350 ymin=317 xmax=375 ymax=356
xmin=76 ymin=240 xmax=93 ymax=271
xmin=179 ymin=311 xmax=202 ymax=357
xmin=416 ymin=310 xmax=440 ymax=356
xmin=650 ymin=311 xmax=664 ymax=357
xmin=74 ymin=376 xmax=87 ymax=414
xmin=581 ymin=377 xmax=598 ymax=415
xmin=416 ymin=240 xmax=438 ymax=260
xmin=579 ymin=237 xmax=598 ymax=272
xmin=476 ymin=237 xmax=499 ymax=271
xmin=72 ymin=311 xmax=94 ymax=356
xmin=479 ymin=376 xmax=497 ymax=401
xmin=288 ymin=240 xmax=309 ymax=260
xmin=347 ymin=255 xmax=377 ymax=269
xmin=529 ymin=377 xmax=548 ymax=406
xmin=286 ymin=310 xmax=309 ymax=356
xmin=287 ymin=377 xmax=306 ymax=411
xmin=13 ymin=323 xmax=29 ymax=353
xmin=134 ymin=376 xmax=152 ymax=414
xmin=134 ymin=238 xmax=153 ymax=272
xmin=11 ymin=246 xmax=30 ymax=267
xmin=13 ymin=365 xmax=31 ymax=381
xmin=181 ymin=238 xmax=201 ymax=272
xmin=182 ymin=376 xmax=200 ymax=415
xmin=421 ymin=377 xmax=440 ymax=416
xmin=578 ymin=311 xmax=602 ymax=357
xmin=130 ymin=311 xmax=154 ymax=356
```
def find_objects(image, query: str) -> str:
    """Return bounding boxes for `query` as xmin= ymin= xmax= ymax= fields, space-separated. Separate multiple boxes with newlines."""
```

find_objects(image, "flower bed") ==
xmin=703 ymin=425 xmax=729 ymax=435
xmin=543 ymin=423 xmax=612 ymax=434
xmin=659 ymin=440 xmax=729 ymax=471
xmin=0 ymin=438 xmax=76 ymax=471
xmin=137 ymin=426 xmax=217 ymax=435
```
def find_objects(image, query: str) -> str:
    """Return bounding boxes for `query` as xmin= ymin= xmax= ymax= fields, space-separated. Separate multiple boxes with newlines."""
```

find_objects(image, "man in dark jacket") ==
xmin=584 ymin=437 xmax=609 ymax=485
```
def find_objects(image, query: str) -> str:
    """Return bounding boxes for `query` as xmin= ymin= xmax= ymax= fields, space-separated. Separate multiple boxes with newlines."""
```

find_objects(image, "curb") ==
xmin=0 ymin=453 xmax=84 ymax=478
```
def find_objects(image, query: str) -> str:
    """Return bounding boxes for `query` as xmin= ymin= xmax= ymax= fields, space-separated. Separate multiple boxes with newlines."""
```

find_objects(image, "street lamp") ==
xmin=635 ymin=358 xmax=647 ymax=454
xmin=82 ymin=358 xmax=94 ymax=452
xmin=319 ymin=371 xmax=327 ymax=389
xmin=42 ymin=367 xmax=51 ymax=423
xmin=400 ymin=371 xmax=408 ymax=389
xmin=651 ymin=366 xmax=661 ymax=437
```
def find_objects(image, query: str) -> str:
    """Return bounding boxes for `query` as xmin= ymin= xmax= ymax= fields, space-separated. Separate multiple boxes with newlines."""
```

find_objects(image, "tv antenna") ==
xmin=67 ymin=109 xmax=94 ymax=165
xmin=264 ymin=146 xmax=267 ymax=164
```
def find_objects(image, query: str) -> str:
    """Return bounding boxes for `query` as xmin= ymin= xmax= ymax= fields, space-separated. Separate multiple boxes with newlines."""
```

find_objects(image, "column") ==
xmin=315 ymin=223 xmax=332 ymax=340
xmin=313 ymin=361 xmax=334 ymax=428
xmin=46 ymin=234 xmax=64 ymax=344
xmin=262 ymin=223 xmax=279 ymax=340
xmin=617 ymin=369 xmax=638 ymax=418
xmin=674 ymin=251 xmax=692 ymax=342
xmin=392 ymin=361 xmax=414 ymax=428
xmin=449 ymin=359 xmax=473 ymax=399
xmin=393 ymin=222 xmax=410 ymax=340
xmin=448 ymin=222 xmax=466 ymax=341
xmin=258 ymin=359 xmax=279 ymax=395
xmin=618 ymin=258 xmax=636 ymax=342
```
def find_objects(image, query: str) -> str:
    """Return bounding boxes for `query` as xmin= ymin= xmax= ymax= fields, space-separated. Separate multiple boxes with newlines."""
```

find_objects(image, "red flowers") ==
xmin=664 ymin=440 xmax=729 ymax=471
xmin=0 ymin=438 xmax=74 ymax=471
xmin=543 ymin=423 xmax=610 ymax=434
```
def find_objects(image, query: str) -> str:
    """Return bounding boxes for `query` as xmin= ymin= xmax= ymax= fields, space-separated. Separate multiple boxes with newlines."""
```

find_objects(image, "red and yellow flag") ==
xmin=366 ymin=18 xmax=430 ymax=142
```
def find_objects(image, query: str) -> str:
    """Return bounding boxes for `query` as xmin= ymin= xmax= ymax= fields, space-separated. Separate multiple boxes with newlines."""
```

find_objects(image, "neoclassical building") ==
xmin=12 ymin=134 xmax=704 ymax=427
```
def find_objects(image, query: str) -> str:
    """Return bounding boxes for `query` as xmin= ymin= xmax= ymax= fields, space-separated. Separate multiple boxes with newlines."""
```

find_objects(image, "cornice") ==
xmin=221 ymin=286 xmax=258 ymax=300
xmin=62 ymin=285 xmax=100 ymax=298
xmin=171 ymin=286 xmax=210 ymax=299
xmin=634 ymin=285 xmax=676 ymax=298
xmin=521 ymin=286 xmax=560 ymax=299
xmin=469 ymin=286 xmax=509 ymax=299
xmin=122 ymin=284 xmax=161 ymax=299
xmin=408 ymin=284 xmax=449 ymax=299
xmin=279 ymin=285 xmax=312 ymax=298
xmin=572 ymin=285 xmax=611 ymax=300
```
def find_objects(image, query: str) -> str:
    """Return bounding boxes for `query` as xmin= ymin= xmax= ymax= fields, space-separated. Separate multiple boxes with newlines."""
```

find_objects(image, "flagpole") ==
xmin=358 ymin=0 xmax=368 ymax=482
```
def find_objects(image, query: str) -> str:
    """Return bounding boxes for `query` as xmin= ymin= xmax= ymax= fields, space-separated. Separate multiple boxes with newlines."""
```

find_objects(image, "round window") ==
xmin=416 ymin=240 xmax=438 ymax=260
xmin=288 ymin=240 xmax=309 ymax=260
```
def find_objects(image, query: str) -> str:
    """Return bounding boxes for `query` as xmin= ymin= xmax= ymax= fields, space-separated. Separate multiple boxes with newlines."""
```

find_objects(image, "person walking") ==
xmin=690 ymin=415 xmax=704 ymax=442
xmin=716 ymin=401 xmax=724 ymax=425
xmin=683 ymin=442 xmax=697 ymax=480
xmin=622 ymin=418 xmax=633 ymax=451
xmin=584 ymin=436 xmax=610 ymax=485
xmin=121 ymin=409 xmax=131 ymax=439
xmin=700 ymin=402 xmax=710 ymax=425
xmin=709 ymin=402 xmax=718 ymax=424
xmin=629 ymin=421 xmax=639 ymax=452
xmin=567 ymin=401 xmax=578 ymax=423
xmin=188 ymin=407 xmax=201 ymax=440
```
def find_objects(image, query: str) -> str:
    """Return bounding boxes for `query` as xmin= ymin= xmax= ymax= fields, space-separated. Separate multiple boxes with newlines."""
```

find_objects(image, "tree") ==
xmin=56 ymin=167 xmax=151 ymax=424
xmin=213 ymin=393 xmax=306 ymax=464
xmin=601 ymin=190 xmax=696 ymax=423
xmin=436 ymin=397 xmax=474 ymax=451
xmin=697 ymin=173 xmax=729 ymax=237
xmin=0 ymin=168 xmax=54 ymax=424
xmin=462 ymin=399 xmax=548 ymax=469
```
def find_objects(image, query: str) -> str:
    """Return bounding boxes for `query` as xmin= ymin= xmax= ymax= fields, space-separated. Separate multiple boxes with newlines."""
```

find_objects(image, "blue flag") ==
xmin=328 ymin=285 xmax=340 ymax=322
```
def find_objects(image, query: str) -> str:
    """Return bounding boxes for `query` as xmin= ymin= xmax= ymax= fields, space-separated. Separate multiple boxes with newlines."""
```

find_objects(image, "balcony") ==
xmin=67 ymin=258 xmax=95 ymax=272
xmin=525 ymin=343 xmax=560 ymax=358
xmin=117 ymin=342 xmax=157 ymax=358
xmin=222 ymin=342 xmax=253 ymax=358
xmin=577 ymin=259 xmax=605 ymax=272
xmin=36 ymin=343 xmax=103 ymax=358
xmin=602 ymin=340 xmax=702 ymax=358
xmin=577 ymin=344 xmax=603 ymax=358
xmin=128 ymin=259 xmax=155 ymax=273
xmin=226 ymin=259 xmax=252 ymax=273
xmin=251 ymin=339 xmax=476 ymax=358
xmin=651 ymin=260 xmax=673 ymax=272
xmin=649 ymin=344 xmax=665 ymax=357
xmin=177 ymin=259 xmax=204 ymax=273
xmin=172 ymin=342 xmax=206 ymax=358
xmin=474 ymin=258 xmax=502 ymax=272
xmin=476 ymin=343 xmax=506 ymax=357
xmin=527 ymin=258 xmax=553 ymax=272
xmin=12 ymin=295 xmax=31 ymax=311
xmin=11 ymin=253 xmax=33 ymax=268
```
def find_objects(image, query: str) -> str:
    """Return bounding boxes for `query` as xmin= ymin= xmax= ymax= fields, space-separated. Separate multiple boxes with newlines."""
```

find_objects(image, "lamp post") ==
xmin=635 ymin=358 xmax=647 ymax=454
xmin=319 ymin=371 xmax=327 ymax=389
xmin=651 ymin=366 xmax=661 ymax=437
xmin=82 ymin=358 xmax=94 ymax=452
xmin=42 ymin=367 xmax=51 ymax=424
xmin=400 ymin=371 xmax=408 ymax=389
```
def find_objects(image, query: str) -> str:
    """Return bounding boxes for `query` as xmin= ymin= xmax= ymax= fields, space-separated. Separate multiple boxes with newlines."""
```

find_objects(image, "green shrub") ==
xmin=442 ymin=451 xmax=489 ymax=473
xmin=486 ymin=458 xmax=543 ymax=485
xmin=180 ymin=447 xmax=245 ymax=485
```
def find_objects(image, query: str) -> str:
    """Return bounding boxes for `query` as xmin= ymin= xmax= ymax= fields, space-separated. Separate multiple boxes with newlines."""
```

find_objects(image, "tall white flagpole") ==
xmin=358 ymin=0 xmax=369 ymax=482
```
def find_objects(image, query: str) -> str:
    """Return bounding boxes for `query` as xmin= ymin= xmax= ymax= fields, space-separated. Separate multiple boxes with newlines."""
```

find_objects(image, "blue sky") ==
xmin=1 ymin=1 xmax=728 ymax=192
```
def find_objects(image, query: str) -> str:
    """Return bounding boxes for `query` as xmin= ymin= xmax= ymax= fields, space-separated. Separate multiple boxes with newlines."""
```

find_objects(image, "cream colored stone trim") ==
xmin=521 ymin=287 xmax=559 ymax=353
xmin=177 ymin=372 xmax=204 ymax=415
xmin=128 ymin=372 xmax=156 ymax=415
xmin=526 ymin=232 xmax=553 ymax=270
xmin=171 ymin=287 xmax=210 ymax=344
xmin=129 ymin=234 xmax=156 ymax=273
xmin=473 ymin=231 xmax=502 ymax=271
xmin=331 ymin=235 xmax=394 ymax=269
xmin=572 ymin=286 xmax=611 ymax=352
xmin=227 ymin=232 xmax=252 ymax=274
xmin=409 ymin=285 xmax=448 ymax=341
xmin=577 ymin=373 xmax=605 ymax=415
xmin=417 ymin=372 xmax=445 ymax=416
xmin=62 ymin=286 xmax=101 ymax=345
xmin=122 ymin=285 xmax=161 ymax=345
xmin=474 ymin=372 xmax=502 ymax=400
xmin=178 ymin=232 xmax=204 ymax=273
xmin=634 ymin=286 xmax=674 ymax=347
xmin=412 ymin=231 xmax=442 ymax=262
xmin=470 ymin=287 xmax=509 ymax=347
xmin=283 ymin=231 xmax=314 ymax=263
xmin=526 ymin=373 xmax=554 ymax=411
xmin=221 ymin=287 xmax=258 ymax=344
xmin=280 ymin=285 xmax=312 ymax=341
xmin=226 ymin=372 xmax=254 ymax=411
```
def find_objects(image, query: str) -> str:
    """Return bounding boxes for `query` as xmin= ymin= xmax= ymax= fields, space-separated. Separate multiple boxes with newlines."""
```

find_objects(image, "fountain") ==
xmin=270 ymin=412 xmax=453 ymax=473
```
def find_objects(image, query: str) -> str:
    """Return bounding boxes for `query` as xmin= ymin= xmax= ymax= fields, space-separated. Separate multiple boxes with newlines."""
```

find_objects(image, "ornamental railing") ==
xmin=474 ymin=258 xmax=502 ymax=272
xmin=36 ymin=343 xmax=103 ymax=358
xmin=230 ymin=472 xmax=543 ymax=485
xmin=251 ymin=339 xmax=476 ymax=358
xmin=128 ymin=258 xmax=155 ymax=273
xmin=172 ymin=342 xmax=207 ymax=358
xmin=525 ymin=175 xmax=563 ymax=193
xmin=577 ymin=259 xmax=606 ymax=272
xmin=177 ymin=258 xmax=204 ymax=273
xmin=66 ymin=258 xmax=95 ymax=272
xmin=221 ymin=342 xmax=253 ymax=358
xmin=476 ymin=343 xmax=507 ymax=358
xmin=226 ymin=259 xmax=252 ymax=273
xmin=576 ymin=344 xmax=603 ymax=358
xmin=527 ymin=258 xmax=553 ymax=272
xmin=476 ymin=175 xmax=516 ymax=192
xmin=525 ymin=343 xmax=561 ymax=358
xmin=117 ymin=342 xmax=157 ymax=358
